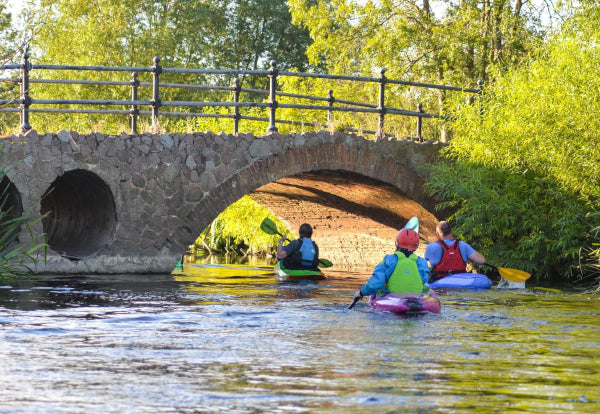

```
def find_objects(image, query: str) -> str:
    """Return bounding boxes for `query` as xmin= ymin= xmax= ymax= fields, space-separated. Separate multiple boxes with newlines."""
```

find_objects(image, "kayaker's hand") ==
xmin=353 ymin=290 xmax=364 ymax=301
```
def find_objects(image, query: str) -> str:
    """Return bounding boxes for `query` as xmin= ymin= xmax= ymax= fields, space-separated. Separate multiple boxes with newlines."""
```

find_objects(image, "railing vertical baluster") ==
xmin=19 ymin=52 xmax=32 ymax=133
xmin=266 ymin=60 xmax=278 ymax=134
xmin=151 ymin=56 xmax=162 ymax=133
xmin=233 ymin=78 xmax=241 ymax=135
xmin=130 ymin=72 xmax=139 ymax=134
xmin=416 ymin=103 xmax=423 ymax=142
xmin=327 ymin=89 xmax=334 ymax=129
xmin=377 ymin=68 xmax=386 ymax=139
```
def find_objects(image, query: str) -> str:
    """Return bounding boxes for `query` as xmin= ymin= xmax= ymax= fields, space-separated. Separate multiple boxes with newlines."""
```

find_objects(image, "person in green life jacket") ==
xmin=276 ymin=223 xmax=320 ymax=270
xmin=352 ymin=228 xmax=430 ymax=304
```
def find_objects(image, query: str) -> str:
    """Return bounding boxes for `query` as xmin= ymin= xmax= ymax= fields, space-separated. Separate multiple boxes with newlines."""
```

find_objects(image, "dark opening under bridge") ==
xmin=1 ymin=129 xmax=445 ymax=273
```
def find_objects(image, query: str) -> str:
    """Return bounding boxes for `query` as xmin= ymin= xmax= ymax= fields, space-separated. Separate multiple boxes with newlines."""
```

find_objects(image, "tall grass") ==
xmin=0 ymin=164 xmax=47 ymax=280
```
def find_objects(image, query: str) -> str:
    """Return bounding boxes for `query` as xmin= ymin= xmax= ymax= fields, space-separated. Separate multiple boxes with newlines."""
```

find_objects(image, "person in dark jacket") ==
xmin=276 ymin=223 xmax=320 ymax=270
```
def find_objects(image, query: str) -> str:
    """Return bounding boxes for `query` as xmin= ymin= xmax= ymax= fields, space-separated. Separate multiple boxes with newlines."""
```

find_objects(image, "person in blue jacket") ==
xmin=276 ymin=223 xmax=320 ymax=270
xmin=352 ymin=228 xmax=430 ymax=304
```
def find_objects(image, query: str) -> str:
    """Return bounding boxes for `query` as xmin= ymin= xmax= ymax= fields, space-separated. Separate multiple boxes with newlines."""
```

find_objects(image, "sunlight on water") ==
xmin=0 ymin=263 xmax=598 ymax=413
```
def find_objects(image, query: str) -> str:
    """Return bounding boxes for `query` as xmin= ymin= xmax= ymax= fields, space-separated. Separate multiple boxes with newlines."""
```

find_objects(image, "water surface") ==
xmin=0 ymin=264 xmax=598 ymax=413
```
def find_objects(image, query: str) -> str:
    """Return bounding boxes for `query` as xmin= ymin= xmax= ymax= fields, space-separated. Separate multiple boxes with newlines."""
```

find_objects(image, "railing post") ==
xmin=19 ymin=52 xmax=32 ymax=133
xmin=416 ymin=103 xmax=423 ymax=142
xmin=151 ymin=56 xmax=162 ymax=133
xmin=130 ymin=72 xmax=139 ymax=134
xmin=377 ymin=68 xmax=387 ymax=139
xmin=327 ymin=89 xmax=334 ymax=129
xmin=266 ymin=60 xmax=278 ymax=134
xmin=233 ymin=78 xmax=241 ymax=135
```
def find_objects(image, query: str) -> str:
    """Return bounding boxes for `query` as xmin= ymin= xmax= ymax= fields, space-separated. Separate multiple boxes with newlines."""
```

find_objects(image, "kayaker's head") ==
xmin=396 ymin=228 xmax=419 ymax=252
xmin=436 ymin=221 xmax=453 ymax=239
xmin=299 ymin=223 xmax=313 ymax=239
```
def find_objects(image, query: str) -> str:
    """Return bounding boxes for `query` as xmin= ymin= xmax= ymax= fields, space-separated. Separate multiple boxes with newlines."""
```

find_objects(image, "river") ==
xmin=0 ymin=261 xmax=598 ymax=413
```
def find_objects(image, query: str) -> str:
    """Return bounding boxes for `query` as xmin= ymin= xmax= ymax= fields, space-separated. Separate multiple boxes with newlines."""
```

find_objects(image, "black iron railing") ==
xmin=0 ymin=52 xmax=481 ymax=139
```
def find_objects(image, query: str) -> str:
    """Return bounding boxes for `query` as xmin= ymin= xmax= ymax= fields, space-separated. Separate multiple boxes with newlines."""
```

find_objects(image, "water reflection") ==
xmin=0 ymin=263 xmax=598 ymax=413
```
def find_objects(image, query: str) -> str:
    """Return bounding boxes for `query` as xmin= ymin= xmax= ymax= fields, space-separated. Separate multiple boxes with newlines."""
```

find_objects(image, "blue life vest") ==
xmin=298 ymin=238 xmax=316 ymax=267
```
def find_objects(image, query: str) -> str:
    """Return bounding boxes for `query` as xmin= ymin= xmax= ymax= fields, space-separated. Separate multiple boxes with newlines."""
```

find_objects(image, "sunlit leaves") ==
xmin=193 ymin=195 xmax=292 ymax=256
xmin=427 ymin=6 xmax=600 ymax=282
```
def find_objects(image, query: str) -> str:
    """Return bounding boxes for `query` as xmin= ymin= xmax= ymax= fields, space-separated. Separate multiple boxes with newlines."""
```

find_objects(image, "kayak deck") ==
xmin=274 ymin=262 xmax=326 ymax=282
xmin=428 ymin=272 xmax=492 ymax=290
xmin=368 ymin=292 xmax=441 ymax=314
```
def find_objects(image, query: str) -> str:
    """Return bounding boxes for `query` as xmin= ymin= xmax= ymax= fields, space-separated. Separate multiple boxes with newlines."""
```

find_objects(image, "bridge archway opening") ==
xmin=248 ymin=170 xmax=439 ymax=267
xmin=0 ymin=175 xmax=24 ymax=249
xmin=41 ymin=169 xmax=117 ymax=260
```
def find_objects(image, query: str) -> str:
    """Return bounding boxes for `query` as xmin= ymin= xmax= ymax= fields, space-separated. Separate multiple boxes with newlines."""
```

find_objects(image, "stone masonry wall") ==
xmin=0 ymin=129 xmax=444 ymax=273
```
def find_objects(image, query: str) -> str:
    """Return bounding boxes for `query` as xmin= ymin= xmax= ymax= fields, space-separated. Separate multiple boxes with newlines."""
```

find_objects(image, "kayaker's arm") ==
xmin=276 ymin=236 xmax=288 ymax=259
xmin=358 ymin=255 xmax=398 ymax=297
xmin=468 ymin=251 xmax=486 ymax=265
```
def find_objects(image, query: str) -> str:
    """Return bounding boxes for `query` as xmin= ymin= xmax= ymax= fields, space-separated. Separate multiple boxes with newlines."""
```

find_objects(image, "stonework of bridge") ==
xmin=0 ymin=129 xmax=444 ymax=274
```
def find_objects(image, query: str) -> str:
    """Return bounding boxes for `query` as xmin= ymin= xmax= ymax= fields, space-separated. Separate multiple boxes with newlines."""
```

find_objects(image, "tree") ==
xmin=13 ymin=0 xmax=310 ymax=133
xmin=286 ymin=0 xmax=547 ymax=141
xmin=425 ymin=3 xmax=600 ymax=285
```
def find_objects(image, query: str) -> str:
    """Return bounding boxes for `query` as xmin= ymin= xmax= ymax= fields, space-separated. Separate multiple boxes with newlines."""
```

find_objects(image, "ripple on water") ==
xmin=0 ymin=272 xmax=598 ymax=413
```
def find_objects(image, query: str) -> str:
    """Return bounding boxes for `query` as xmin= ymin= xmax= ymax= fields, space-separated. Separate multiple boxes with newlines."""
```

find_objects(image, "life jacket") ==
xmin=386 ymin=252 xmax=424 ymax=293
xmin=430 ymin=239 xmax=466 ymax=281
xmin=282 ymin=238 xmax=319 ymax=269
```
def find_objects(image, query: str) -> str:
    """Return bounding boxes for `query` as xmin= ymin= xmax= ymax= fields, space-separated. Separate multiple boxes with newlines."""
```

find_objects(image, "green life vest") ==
xmin=386 ymin=252 xmax=424 ymax=293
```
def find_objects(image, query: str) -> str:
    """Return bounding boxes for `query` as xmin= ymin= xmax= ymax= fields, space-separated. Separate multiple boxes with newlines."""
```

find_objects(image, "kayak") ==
xmin=428 ymin=272 xmax=492 ymax=290
xmin=368 ymin=291 xmax=441 ymax=314
xmin=274 ymin=262 xmax=326 ymax=282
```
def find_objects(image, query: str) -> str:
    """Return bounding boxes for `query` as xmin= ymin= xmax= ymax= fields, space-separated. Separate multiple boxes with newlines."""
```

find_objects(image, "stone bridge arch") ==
xmin=0 ymin=130 xmax=444 ymax=273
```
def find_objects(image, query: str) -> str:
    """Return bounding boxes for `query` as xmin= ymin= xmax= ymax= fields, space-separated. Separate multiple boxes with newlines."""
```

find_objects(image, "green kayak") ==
xmin=274 ymin=262 xmax=326 ymax=282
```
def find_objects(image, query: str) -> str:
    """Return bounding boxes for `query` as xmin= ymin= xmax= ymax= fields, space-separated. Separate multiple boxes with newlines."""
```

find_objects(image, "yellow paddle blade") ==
xmin=498 ymin=267 xmax=531 ymax=282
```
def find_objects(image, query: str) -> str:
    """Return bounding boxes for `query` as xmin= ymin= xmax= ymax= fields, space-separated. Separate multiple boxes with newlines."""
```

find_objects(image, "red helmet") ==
xmin=396 ymin=228 xmax=420 ymax=250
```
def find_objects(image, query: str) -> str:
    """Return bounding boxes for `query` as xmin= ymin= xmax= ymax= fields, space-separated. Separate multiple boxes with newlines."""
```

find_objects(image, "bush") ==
xmin=426 ymin=10 xmax=600 ymax=286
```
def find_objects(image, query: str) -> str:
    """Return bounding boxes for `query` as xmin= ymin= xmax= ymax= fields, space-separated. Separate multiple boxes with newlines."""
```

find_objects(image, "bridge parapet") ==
xmin=0 ymin=130 xmax=444 ymax=273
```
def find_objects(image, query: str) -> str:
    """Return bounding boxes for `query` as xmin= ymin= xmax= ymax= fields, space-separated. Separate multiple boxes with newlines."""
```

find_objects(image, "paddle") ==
xmin=260 ymin=217 xmax=333 ymax=268
xmin=348 ymin=295 xmax=360 ymax=309
xmin=484 ymin=263 xmax=531 ymax=282
xmin=405 ymin=216 xmax=419 ymax=232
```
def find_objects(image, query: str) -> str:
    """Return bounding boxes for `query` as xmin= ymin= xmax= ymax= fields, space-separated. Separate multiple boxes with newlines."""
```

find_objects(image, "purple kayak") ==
xmin=368 ymin=291 xmax=441 ymax=314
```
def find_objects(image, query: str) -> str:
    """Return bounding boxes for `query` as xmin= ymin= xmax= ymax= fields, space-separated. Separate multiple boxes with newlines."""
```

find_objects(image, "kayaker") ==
xmin=352 ymin=228 xmax=430 ymax=303
xmin=424 ymin=221 xmax=486 ymax=283
xmin=276 ymin=223 xmax=320 ymax=270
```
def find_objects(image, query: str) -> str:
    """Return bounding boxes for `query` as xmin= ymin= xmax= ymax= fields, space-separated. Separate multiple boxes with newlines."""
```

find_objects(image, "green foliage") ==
xmin=426 ymin=6 xmax=600 ymax=284
xmin=0 ymin=163 xmax=47 ymax=280
xmin=14 ymin=0 xmax=311 ymax=134
xmin=191 ymin=195 xmax=292 ymax=256
xmin=285 ymin=0 xmax=546 ymax=140
xmin=287 ymin=0 xmax=544 ymax=85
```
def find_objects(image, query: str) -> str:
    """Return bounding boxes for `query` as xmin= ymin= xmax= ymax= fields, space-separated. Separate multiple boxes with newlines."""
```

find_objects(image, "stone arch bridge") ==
xmin=0 ymin=130 xmax=445 ymax=273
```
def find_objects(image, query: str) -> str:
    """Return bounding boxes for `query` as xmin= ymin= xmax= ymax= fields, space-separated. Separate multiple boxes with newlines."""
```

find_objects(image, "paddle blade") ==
xmin=318 ymin=258 xmax=333 ymax=268
xmin=348 ymin=296 xmax=360 ymax=309
xmin=260 ymin=217 xmax=282 ymax=236
xmin=498 ymin=267 xmax=531 ymax=282
xmin=405 ymin=216 xmax=419 ymax=232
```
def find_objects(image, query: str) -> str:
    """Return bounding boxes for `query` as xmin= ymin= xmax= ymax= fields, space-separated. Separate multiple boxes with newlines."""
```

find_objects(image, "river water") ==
xmin=0 ymin=261 xmax=598 ymax=413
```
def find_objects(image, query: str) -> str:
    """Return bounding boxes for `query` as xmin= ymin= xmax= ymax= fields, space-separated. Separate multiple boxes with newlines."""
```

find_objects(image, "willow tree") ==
xmin=426 ymin=3 xmax=600 ymax=286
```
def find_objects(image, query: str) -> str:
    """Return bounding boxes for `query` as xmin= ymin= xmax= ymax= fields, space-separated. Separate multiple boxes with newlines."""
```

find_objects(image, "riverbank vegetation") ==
xmin=1 ymin=1 xmax=598 ymax=289
xmin=188 ymin=196 xmax=290 ymax=259
xmin=426 ymin=4 xmax=600 ymax=290
xmin=0 ymin=166 xmax=47 ymax=280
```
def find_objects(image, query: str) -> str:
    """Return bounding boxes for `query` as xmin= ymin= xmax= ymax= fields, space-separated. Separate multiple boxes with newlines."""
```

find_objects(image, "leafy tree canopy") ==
xmin=426 ymin=3 xmax=600 ymax=284
xmin=287 ymin=0 xmax=548 ymax=85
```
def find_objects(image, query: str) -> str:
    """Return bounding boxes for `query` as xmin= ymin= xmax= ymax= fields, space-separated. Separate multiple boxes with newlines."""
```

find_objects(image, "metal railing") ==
xmin=0 ymin=52 xmax=481 ymax=139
